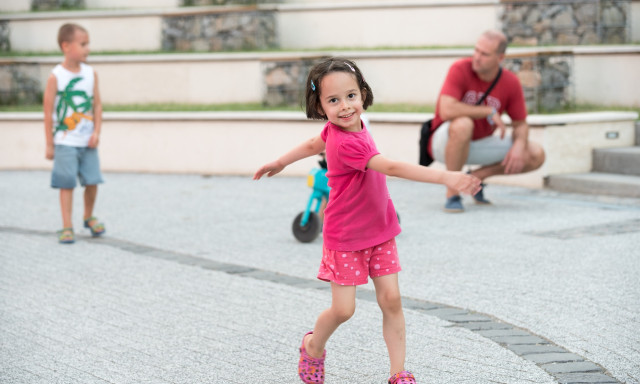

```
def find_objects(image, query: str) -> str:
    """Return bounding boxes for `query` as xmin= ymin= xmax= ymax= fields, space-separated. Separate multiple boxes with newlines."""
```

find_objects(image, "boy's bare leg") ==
xmin=305 ymin=283 xmax=356 ymax=359
xmin=373 ymin=273 xmax=406 ymax=375
xmin=83 ymin=185 xmax=97 ymax=221
xmin=60 ymin=188 xmax=73 ymax=228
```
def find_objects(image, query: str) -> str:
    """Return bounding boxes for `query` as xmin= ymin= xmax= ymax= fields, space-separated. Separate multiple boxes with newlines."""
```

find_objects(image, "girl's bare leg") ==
xmin=305 ymin=283 xmax=357 ymax=358
xmin=373 ymin=273 xmax=406 ymax=375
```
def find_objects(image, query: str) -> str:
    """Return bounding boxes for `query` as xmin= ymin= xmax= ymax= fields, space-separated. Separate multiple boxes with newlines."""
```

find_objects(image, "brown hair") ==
xmin=305 ymin=57 xmax=374 ymax=120
xmin=57 ymin=23 xmax=87 ymax=50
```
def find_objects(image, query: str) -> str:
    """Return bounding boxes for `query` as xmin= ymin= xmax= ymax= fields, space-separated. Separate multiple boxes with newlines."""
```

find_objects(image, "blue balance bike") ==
xmin=292 ymin=154 xmax=330 ymax=243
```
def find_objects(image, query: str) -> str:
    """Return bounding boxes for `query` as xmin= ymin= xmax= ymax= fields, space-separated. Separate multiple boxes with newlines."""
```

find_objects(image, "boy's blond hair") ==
xmin=57 ymin=23 xmax=87 ymax=50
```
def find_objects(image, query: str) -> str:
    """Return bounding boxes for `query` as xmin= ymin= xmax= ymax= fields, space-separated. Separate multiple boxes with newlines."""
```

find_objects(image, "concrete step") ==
xmin=593 ymin=147 xmax=640 ymax=176
xmin=3 ymin=111 xmax=638 ymax=191
xmin=1 ymin=0 xmax=470 ymax=13
xmin=3 ymin=4 xmax=496 ymax=53
xmin=3 ymin=46 xmax=639 ymax=108
xmin=5 ymin=2 xmax=639 ymax=53
xmin=546 ymin=172 xmax=640 ymax=198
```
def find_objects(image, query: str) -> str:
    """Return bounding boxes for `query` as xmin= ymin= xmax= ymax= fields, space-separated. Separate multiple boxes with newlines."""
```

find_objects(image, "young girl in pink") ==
xmin=254 ymin=58 xmax=481 ymax=384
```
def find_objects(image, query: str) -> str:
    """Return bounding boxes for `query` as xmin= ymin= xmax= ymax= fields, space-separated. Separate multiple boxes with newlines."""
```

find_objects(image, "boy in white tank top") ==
xmin=43 ymin=23 xmax=105 ymax=244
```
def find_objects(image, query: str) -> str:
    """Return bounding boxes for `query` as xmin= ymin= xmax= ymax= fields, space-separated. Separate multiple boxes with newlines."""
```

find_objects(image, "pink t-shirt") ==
xmin=320 ymin=121 xmax=401 ymax=251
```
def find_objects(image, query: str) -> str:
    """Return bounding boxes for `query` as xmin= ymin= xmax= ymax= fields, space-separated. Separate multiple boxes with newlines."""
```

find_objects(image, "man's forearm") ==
xmin=511 ymin=121 xmax=529 ymax=145
xmin=439 ymin=95 xmax=494 ymax=121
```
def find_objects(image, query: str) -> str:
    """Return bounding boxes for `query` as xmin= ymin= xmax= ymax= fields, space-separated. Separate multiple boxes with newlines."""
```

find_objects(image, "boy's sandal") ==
xmin=84 ymin=216 xmax=105 ymax=237
xmin=389 ymin=371 xmax=416 ymax=384
xmin=298 ymin=331 xmax=325 ymax=384
xmin=57 ymin=228 xmax=75 ymax=244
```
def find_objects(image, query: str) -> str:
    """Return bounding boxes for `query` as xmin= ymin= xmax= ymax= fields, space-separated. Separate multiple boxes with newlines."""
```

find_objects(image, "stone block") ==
xmin=477 ymin=329 xmax=531 ymax=337
xmin=421 ymin=307 xmax=468 ymax=318
xmin=518 ymin=69 xmax=541 ymax=87
xmin=551 ymin=9 xmax=577 ymax=29
xmin=556 ymin=32 xmax=580 ymax=45
xmin=541 ymin=361 xmax=601 ymax=374
xmin=512 ymin=36 xmax=538 ymax=46
xmin=0 ymin=69 xmax=12 ymax=91
xmin=509 ymin=344 xmax=567 ymax=356
xmin=458 ymin=321 xmax=513 ymax=331
xmin=554 ymin=373 xmax=618 ymax=383
xmin=602 ymin=4 xmax=625 ymax=26
xmin=489 ymin=335 xmax=548 ymax=345
xmin=525 ymin=352 xmax=585 ymax=364
xmin=574 ymin=3 xmax=598 ymax=24
xmin=439 ymin=314 xmax=491 ymax=323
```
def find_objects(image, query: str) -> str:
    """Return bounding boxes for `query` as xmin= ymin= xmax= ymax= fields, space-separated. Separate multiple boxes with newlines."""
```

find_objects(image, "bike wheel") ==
xmin=292 ymin=211 xmax=321 ymax=243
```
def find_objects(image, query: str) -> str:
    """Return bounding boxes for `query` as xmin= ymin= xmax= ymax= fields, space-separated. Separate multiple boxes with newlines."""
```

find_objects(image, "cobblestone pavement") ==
xmin=1 ymin=171 xmax=639 ymax=384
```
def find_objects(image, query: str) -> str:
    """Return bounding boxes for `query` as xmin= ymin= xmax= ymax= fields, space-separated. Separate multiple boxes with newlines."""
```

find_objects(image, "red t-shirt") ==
xmin=321 ymin=121 xmax=401 ymax=251
xmin=431 ymin=58 xmax=527 ymax=141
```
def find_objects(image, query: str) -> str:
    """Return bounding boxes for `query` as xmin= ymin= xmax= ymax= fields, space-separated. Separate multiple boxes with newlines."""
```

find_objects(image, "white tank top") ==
xmin=52 ymin=63 xmax=95 ymax=147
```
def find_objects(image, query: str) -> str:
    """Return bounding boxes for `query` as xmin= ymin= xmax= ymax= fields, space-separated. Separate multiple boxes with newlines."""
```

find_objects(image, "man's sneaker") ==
xmin=444 ymin=195 xmax=464 ymax=213
xmin=472 ymin=183 xmax=491 ymax=205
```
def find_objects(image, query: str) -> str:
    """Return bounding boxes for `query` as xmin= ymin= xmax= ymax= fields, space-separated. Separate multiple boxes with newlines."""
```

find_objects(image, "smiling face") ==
xmin=318 ymin=71 xmax=365 ymax=132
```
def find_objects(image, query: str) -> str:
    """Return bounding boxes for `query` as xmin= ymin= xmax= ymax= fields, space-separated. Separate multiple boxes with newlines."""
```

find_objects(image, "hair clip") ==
xmin=345 ymin=63 xmax=355 ymax=72
xmin=311 ymin=80 xmax=316 ymax=92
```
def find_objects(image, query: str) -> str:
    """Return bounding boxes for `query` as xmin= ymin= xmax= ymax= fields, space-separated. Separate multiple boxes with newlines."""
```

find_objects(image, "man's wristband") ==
xmin=487 ymin=107 xmax=497 ymax=125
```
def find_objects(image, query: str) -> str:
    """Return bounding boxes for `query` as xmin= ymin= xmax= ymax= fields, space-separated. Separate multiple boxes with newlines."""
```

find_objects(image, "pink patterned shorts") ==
xmin=317 ymin=238 xmax=401 ymax=286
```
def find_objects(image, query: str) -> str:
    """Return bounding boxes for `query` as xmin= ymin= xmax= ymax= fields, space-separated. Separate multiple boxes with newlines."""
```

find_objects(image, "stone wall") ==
xmin=501 ymin=0 xmax=630 ymax=45
xmin=29 ymin=0 xmax=263 ymax=9
xmin=0 ymin=64 xmax=42 ymax=106
xmin=0 ymin=21 xmax=10 ymax=52
xmin=183 ymin=0 xmax=278 ymax=5
xmin=31 ymin=0 xmax=85 ymax=11
xmin=0 ymin=54 xmax=574 ymax=112
xmin=262 ymin=54 xmax=574 ymax=112
xmin=161 ymin=10 xmax=277 ymax=52
xmin=504 ymin=54 xmax=573 ymax=113
xmin=263 ymin=59 xmax=319 ymax=107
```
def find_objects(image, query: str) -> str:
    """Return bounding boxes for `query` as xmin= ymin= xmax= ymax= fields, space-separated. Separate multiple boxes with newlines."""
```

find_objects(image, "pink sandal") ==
xmin=389 ymin=370 xmax=416 ymax=384
xmin=298 ymin=331 xmax=325 ymax=383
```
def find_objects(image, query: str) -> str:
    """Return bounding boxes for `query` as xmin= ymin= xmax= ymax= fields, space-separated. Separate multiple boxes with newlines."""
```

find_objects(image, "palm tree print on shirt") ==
xmin=54 ymin=77 xmax=93 ymax=135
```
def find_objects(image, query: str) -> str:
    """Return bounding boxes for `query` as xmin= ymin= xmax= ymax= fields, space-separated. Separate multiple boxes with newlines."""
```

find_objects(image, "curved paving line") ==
xmin=4 ymin=226 xmax=620 ymax=384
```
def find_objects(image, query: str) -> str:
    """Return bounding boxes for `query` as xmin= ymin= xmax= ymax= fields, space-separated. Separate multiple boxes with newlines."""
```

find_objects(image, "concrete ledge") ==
xmin=1 ymin=111 xmax=637 ymax=190
xmin=546 ymin=172 xmax=640 ymax=198
xmin=4 ymin=46 xmax=639 ymax=107
xmin=3 ymin=2 xmax=495 ymax=52
xmin=0 ymin=0 xmax=181 ymax=12
xmin=3 ymin=0 xmax=639 ymax=51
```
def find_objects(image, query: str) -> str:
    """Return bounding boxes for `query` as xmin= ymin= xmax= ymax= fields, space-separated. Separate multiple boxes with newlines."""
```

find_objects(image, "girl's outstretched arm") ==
xmin=254 ymin=135 xmax=326 ymax=180
xmin=367 ymin=154 xmax=482 ymax=195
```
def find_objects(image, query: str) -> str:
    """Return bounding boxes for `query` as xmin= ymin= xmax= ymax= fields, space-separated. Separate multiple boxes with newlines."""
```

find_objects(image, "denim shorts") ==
xmin=51 ymin=145 xmax=104 ymax=189
xmin=432 ymin=121 xmax=512 ymax=166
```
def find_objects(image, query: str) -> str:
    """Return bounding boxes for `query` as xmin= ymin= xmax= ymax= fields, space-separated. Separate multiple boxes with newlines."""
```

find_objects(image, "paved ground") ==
xmin=1 ymin=170 xmax=639 ymax=384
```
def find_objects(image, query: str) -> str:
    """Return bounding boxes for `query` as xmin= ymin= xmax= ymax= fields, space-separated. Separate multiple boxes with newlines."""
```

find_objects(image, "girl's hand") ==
xmin=444 ymin=171 xmax=482 ymax=195
xmin=253 ymin=161 xmax=284 ymax=180
xmin=45 ymin=143 xmax=54 ymax=160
